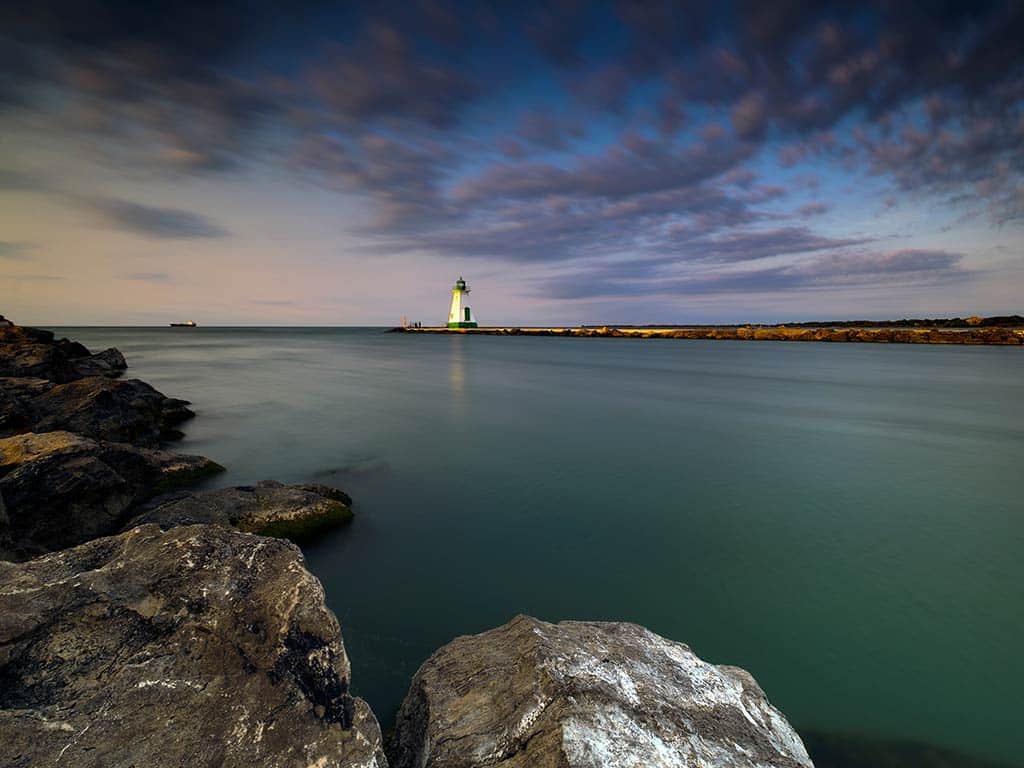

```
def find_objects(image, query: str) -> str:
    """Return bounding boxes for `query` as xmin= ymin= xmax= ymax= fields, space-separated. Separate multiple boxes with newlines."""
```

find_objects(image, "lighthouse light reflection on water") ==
xmin=447 ymin=276 xmax=478 ymax=328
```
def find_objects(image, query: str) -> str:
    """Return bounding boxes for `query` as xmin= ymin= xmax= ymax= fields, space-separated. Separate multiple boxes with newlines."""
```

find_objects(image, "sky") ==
xmin=1 ymin=0 xmax=1022 ymax=326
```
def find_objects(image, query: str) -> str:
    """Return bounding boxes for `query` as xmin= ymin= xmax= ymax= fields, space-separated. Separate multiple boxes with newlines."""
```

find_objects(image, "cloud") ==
xmin=0 ymin=169 xmax=45 ymax=191
xmin=513 ymin=109 xmax=585 ymax=151
xmin=456 ymin=133 xmax=754 ymax=203
xmin=121 ymin=271 xmax=171 ymax=282
xmin=798 ymin=202 xmax=829 ymax=217
xmin=667 ymin=226 xmax=867 ymax=263
xmin=293 ymin=132 xmax=457 ymax=232
xmin=541 ymin=248 xmax=967 ymax=299
xmin=88 ymin=199 xmax=229 ymax=239
xmin=858 ymin=115 xmax=1024 ymax=223
xmin=0 ymin=241 xmax=33 ymax=260
xmin=731 ymin=92 xmax=768 ymax=140
xmin=306 ymin=22 xmax=477 ymax=129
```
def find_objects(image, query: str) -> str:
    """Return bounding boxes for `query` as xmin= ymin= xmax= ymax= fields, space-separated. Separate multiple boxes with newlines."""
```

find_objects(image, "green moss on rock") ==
xmin=152 ymin=459 xmax=226 ymax=494
xmin=249 ymin=500 xmax=354 ymax=542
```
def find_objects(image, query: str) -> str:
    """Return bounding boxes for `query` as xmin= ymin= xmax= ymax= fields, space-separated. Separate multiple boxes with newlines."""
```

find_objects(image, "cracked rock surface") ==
xmin=0 ymin=431 xmax=223 ymax=560
xmin=389 ymin=615 xmax=813 ymax=768
xmin=0 ymin=321 xmax=190 ymax=445
xmin=128 ymin=480 xmax=354 ymax=542
xmin=0 ymin=322 xmax=127 ymax=384
xmin=0 ymin=524 xmax=386 ymax=768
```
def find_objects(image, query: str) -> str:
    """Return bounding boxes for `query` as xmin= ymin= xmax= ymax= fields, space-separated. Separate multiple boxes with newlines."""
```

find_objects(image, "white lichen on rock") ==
xmin=389 ymin=615 xmax=813 ymax=768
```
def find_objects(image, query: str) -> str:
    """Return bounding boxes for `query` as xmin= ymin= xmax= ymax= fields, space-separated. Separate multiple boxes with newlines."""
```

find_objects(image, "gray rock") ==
xmin=0 ymin=524 xmax=386 ymax=768
xmin=9 ymin=376 xmax=194 ymax=445
xmin=0 ymin=431 xmax=223 ymax=560
xmin=70 ymin=347 xmax=128 ymax=378
xmin=0 ymin=322 xmax=126 ymax=382
xmin=389 ymin=615 xmax=813 ymax=768
xmin=0 ymin=341 xmax=77 ymax=383
xmin=1 ymin=320 xmax=186 ymax=445
xmin=0 ymin=377 xmax=52 ymax=435
xmin=129 ymin=480 xmax=354 ymax=542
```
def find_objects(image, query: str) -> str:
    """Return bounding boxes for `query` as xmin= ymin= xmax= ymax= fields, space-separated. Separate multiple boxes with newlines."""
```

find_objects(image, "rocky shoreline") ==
xmin=1 ymin=314 xmax=814 ymax=766
xmin=394 ymin=323 xmax=1024 ymax=345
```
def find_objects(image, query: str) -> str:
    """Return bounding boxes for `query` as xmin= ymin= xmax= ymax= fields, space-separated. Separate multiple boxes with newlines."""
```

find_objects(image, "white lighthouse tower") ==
xmin=447 ymin=276 xmax=478 ymax=328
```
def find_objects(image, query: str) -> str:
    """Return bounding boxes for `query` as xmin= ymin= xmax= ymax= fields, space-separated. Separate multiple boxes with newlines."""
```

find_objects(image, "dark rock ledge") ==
xmin=0 ymin=318 xmax=193 ymax=446
xmin=0 ymin=430 xmax=223 ymax=560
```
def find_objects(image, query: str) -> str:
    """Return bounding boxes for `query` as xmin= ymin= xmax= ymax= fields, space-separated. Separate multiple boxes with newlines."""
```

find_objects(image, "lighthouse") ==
xmin=447 ymin=276 xmax=478 ymax=328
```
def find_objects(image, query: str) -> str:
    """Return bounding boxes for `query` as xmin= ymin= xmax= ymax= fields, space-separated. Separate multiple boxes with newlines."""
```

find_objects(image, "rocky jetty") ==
xmin=389 ymin=615 xmax=813 ymax=768
xmin=1 ymin=374 xmax=195 ymax=445
xmin=0 ymin=317 xmax=227 ymax=558
xmin=0 ymin=431 xmax=223 ymax=560
xmin=128 ymin=480 xmax=354 ymax=541
xmin=398 ymin=322 xmax=1024 ymax=345
xmin=0 ymin=524 xmax=386 ymax=768
xmin=0 ymin=321 xmax=194 ymax=444
xmin=0 ymin=321 xmax=128 ymax=382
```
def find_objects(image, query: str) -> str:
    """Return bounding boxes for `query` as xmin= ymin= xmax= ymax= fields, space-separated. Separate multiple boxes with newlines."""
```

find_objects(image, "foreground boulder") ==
xmin=129 ymin=480 xmax=354 ymax=541
xmin=389 ymin=615 xmax=813 ymax=768
xmin=0 ymin=431 xmax=223 ymax=559
xmin=0 ymin=524 xmax=386 ymax=768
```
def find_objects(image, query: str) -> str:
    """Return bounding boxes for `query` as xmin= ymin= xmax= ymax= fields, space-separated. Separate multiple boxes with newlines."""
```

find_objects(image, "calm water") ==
xmin=57 ymin=327 xmax=1023 ymax=764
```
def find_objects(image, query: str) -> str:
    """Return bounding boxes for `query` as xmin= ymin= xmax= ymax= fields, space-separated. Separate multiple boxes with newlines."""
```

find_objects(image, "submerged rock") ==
xmin=389 ymin=615 xmax=813 ymax=768
xmin=0 ymin=524 xmax=386 ymax=768
xmin=0 ymin=431 xmax=223 ymax=559
xmin=129 ymin=480 xmax=354 ymax=542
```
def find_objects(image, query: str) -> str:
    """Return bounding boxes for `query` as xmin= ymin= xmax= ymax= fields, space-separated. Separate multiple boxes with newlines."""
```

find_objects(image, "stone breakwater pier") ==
xmin=395 ymin=324 xmax=1024 ymax=345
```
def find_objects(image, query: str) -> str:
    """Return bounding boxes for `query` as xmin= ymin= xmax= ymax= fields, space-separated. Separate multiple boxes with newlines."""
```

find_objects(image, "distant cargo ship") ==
xmin=169 ymin=320 xmax=198 ymax=327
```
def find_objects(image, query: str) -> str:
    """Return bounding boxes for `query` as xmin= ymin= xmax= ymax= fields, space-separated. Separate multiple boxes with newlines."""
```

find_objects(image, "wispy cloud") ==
xmin=0 ymin=241 xmax=33 ymax=260
xmin=541 ymin=249 xmax=968 ymax=300
xmin=121 ymin=271 xmax=172 ymax=282
xmin=6 ymin=274 xmax=63 ymax=282
xmin=88 ymin=199 xmax=229 ymax=239
xmin=0 ymin=169 xmax=44 ymax=191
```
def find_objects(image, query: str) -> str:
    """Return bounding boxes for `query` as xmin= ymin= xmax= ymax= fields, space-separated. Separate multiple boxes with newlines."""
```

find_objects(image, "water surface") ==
xmin=58 ymin=327 xmax=1024 ymax=764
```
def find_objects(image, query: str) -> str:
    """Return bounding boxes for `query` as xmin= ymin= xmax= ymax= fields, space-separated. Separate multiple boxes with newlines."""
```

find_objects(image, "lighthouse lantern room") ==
xmin=447 ymin=276 xmax=478 ymax=328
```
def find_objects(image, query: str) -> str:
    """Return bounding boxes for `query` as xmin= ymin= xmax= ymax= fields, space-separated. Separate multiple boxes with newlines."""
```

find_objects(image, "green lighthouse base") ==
xmin=447 ymin=321 xmax=478 ymax=328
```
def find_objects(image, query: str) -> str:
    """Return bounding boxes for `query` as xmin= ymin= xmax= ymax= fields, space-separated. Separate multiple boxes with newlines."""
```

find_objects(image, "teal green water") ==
xmin=58 ymin=328 xmax=1024 ymax=764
